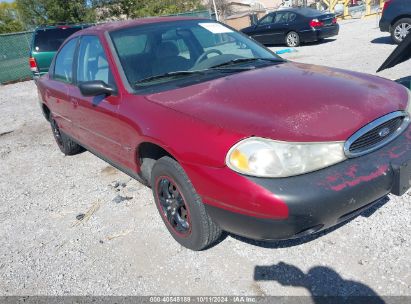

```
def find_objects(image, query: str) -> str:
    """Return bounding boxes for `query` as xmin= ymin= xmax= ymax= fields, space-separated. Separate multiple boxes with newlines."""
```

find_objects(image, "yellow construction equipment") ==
xmin=323 ymin=0 xmax=385 ymax=19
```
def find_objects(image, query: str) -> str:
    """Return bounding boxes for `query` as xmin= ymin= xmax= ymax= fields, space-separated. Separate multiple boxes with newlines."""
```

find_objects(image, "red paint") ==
xmin=346 ymin=164 xmax=358 ymax=178
xmin=328 ymin=165 xmax=389 ymax=192
xmin=182 ymin=163 xmax=289 ymax=219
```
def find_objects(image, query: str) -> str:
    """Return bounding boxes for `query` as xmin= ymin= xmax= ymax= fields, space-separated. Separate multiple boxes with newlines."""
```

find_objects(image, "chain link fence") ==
xmin=0 ymin=31 xmax=33 ymax=84
xmin=0 ymin=10 xmax=211 ymax=85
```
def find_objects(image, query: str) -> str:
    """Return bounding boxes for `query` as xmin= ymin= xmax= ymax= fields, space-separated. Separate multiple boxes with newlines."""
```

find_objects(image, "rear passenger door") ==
xmin=68 ymin=35 xmax=124 ymax=165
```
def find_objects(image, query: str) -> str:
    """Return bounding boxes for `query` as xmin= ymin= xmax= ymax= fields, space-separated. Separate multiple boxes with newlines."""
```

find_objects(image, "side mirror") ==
xmin=79 ymin=80 xmax=116 ymax=97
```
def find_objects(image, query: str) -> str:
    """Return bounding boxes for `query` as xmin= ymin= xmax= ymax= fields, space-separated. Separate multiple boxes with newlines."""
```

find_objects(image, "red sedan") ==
xmin=36 ymin=17 xmax=411 ymax=250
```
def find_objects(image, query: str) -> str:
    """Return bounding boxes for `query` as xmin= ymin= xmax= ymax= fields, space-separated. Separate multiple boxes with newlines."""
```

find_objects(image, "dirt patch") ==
xmin=101 ymin=166 xmax=119 ymax=176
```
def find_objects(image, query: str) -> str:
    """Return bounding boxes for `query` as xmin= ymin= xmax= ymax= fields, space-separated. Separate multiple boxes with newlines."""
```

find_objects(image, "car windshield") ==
xmin=33 ymin=27 xmax=82 ymax=52
xmin=109 ymin=20 xmax=283 ymax=89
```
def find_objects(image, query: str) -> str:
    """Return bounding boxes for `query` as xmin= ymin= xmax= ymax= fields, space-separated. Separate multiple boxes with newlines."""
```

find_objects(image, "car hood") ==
xmin=377 ymin=33 xmax=411 ymax=72
xmin=145 ymin=62 xmax=409 ymax=142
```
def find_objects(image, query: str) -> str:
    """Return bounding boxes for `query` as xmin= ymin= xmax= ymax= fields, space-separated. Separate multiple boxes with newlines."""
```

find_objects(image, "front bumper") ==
xmin=184 ymin=125 xmax=411 ymax=241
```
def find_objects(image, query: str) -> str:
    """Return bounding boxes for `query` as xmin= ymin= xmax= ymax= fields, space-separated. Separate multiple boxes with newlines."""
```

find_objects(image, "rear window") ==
xmin=33 ymin=27 xmax=82 ymax=52
xmin=299 ymin=8 xmax=323 ymax=17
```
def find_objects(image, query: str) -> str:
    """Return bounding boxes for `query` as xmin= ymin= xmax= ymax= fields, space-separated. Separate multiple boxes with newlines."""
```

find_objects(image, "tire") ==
xmin=50 ymin=114 xmax=84 ymax=156
xmin=391 ymin=18 xmax=411 ymax=44
xmin=151 ymin=156 xmax=222 ymax=250
xmin=285 ymin=31 xmax=300 ymax=47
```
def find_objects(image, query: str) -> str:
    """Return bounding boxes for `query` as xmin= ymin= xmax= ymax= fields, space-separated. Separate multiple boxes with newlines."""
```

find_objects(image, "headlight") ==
xmin=226 ymin=137 xmax=346 ymax=178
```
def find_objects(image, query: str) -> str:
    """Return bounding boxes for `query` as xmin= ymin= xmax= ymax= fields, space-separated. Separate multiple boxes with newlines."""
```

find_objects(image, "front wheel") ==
xmin=391 ymin=18 xmax=411 ymax=44
xmin=151 ymin=157 xmax=222 ymax=250
xmin=285 ymin=31 xmax=300 ymax=47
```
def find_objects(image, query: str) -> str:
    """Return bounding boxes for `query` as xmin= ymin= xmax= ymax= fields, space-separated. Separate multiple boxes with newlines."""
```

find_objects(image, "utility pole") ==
xmin=212 ymin=0 xmax=219 ymax=21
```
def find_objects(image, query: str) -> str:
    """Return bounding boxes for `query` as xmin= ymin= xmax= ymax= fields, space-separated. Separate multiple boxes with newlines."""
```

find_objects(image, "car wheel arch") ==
xmin=391 ymin=15 xmax=411 ymax=28
xmin=137 ymin=141 xmax=177 ymax=184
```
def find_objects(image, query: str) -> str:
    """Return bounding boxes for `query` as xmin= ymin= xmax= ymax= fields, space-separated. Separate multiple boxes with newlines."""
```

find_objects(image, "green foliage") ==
xmin=97 ymin=0 xmax=205 ymax=20
xmin=8 ymin=0 xmax=205 ymax=30
xmin=15 ymin=0 xmax=97 ymax=27
xmin=0 ymin=2 xmax=25 ymax=34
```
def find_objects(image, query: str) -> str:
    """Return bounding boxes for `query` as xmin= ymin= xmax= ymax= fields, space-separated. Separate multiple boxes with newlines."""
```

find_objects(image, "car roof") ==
xmin=74 ymin=16 xmax=208 ymax=36
xmin=275 ymin=7 xmax=325 ymax=16
xmin=35 ymin=24 xmax=90 ymax=31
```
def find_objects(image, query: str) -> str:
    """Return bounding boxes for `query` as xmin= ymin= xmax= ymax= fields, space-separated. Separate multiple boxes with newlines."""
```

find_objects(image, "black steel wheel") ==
xmin=151 ymin=156 xmax=222 ymax=250
xmin=156 ymin=176 xmax=191 ymax=237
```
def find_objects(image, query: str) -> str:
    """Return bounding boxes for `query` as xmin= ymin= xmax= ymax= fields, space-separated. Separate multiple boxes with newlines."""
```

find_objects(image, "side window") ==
xmin=54 ymin=38 xmax=78 ymax=83
xmin=259 ymin=14 xmax=274 ymax=25
xmin=288 ymin=13 xmax=297 ymax=23
xmin=274 ymin=12 xmax=289 ymax=24
xmin=77 ymin=36 xmax=114 ymax=86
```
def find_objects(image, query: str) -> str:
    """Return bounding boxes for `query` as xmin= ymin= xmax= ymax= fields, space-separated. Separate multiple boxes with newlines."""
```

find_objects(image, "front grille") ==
xmin=345 ymin=111 xmax=409 ymax=157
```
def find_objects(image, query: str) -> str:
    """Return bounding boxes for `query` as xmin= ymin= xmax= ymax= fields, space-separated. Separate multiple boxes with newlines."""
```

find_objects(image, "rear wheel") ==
xmin=391 ymin=18 xmax=411 ymax=44
xmin=285 ymin=31 xmax=300 ymax=47
xmin=151 ymin=157 xmax=222 ymax=250
xmin=50 ymin=115 xmax=84 ymax=156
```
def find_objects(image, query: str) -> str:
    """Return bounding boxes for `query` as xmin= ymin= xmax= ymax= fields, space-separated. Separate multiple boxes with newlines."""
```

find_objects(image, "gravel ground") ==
xmin=0 ymin=17 xmax=411 ymax=298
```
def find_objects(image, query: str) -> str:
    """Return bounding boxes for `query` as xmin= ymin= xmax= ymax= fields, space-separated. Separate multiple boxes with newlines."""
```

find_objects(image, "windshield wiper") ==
xmin=134 ymin=67 xmax=254 ymax=86
xmin=209 ymin=57 xmax=284 ymax=69
xmin=135 ymin=70 xmax=207 ymax=85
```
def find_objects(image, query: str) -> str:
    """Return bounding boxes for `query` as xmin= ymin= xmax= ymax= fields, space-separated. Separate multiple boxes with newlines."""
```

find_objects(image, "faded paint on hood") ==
xmin=145 ymin=62 xmax=409 ymax=142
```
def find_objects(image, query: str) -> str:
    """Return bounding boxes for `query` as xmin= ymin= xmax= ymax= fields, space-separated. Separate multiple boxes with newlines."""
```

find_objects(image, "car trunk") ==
xmin=318 ymin=13 xmax=337 ymax=27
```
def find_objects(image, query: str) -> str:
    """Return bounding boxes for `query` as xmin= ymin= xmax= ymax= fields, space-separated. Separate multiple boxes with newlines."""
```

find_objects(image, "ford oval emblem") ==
xmin=378 ymin=127 xmax=390 ymax=137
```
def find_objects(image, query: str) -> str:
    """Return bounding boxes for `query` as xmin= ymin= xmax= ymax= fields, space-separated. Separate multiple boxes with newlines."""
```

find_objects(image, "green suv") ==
xmin=29 ymin=24 xmax=90 ymax=79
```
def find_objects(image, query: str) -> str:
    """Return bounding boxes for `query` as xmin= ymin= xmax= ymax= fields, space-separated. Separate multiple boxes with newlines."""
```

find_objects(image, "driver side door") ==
xmin=251 ymin=14 xmax=276 ymax=44
xmin=68 ymin=35 xmax=124 ymax=165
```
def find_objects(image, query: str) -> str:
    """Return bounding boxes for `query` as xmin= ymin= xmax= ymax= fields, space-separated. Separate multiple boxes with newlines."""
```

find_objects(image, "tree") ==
xmin=15 ymin=0 xmax=97 ymax=27
xmin=96 ymin=0 xmax=205 ymax=20
xmin=207 ymin=0 xmax=231 ymax=20
xmin=0 ymin=2 xmax=24 ymax=34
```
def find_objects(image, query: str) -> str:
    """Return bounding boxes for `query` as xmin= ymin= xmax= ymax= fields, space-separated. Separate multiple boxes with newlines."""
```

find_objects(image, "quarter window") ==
xmin=289 ymin=13 xmax=297 ymax=23
xmin=77 ymin=36 xmax=114 ymax=86
xmin=53 ymin=38 xmax=78 ymax=83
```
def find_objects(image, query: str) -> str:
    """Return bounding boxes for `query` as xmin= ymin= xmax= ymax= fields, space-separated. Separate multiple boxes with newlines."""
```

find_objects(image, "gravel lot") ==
xmin=1 ymin=17 xmax=411 ymax=298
